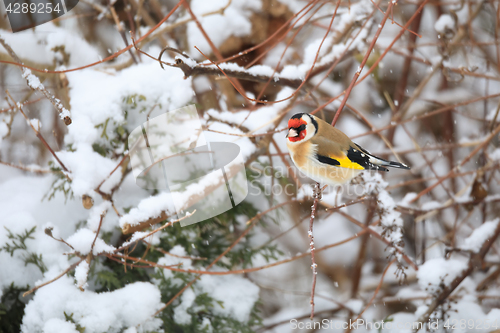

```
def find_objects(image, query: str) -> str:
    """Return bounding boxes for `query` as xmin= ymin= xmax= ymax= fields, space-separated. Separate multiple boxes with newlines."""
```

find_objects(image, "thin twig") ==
xmin=89 ymin=214 xmax=105 ymax=255
xmin=5 ymin=91 xmax=71 ymax=175
xmin=331 ymin=0 xmax=397 ymax=126
xmin=0 ymin=0 xmax=186 ymax=75
xmin=413 ymin=221 xmax=500 ymax=330
xmin=309 ymin=182 xmax=321 ymax=319
xmin=0 ymin=160 xmax=51 ymax=174
xmin=23 ymin=259 xmax=83 ymax=297
xmin=353 ymin=258 xmax=397 ymax=322
xmin=111 ymin=228 xmax=369 ymax=276
xmin=0 ymin=36 xmax=72 ymax=125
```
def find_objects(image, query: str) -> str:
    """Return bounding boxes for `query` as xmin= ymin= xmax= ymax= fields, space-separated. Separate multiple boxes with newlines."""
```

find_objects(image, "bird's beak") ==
xmin=287 ymin=128 xmax=298 ymax=138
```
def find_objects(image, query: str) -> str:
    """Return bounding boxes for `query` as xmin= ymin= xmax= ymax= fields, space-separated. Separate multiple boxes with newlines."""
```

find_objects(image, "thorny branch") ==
xmin=331 ymin=0 xmax=398 ymax=126
xmin=0 ymin=36 xmax=72 ymax=125
xmin=308 ymin=182 xmax=321 ymax=320
xmin=414 ymin=221 xmax=500 ymax=330
xmin=5 ymin=91 xmax=71 ymax=175
xmin=158 ymin=47 xmax=302 ymax=88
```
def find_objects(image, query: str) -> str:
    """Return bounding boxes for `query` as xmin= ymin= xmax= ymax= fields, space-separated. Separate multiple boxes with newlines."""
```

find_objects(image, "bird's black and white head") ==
xmin=286 ymin=113 xmax=318 ymax=144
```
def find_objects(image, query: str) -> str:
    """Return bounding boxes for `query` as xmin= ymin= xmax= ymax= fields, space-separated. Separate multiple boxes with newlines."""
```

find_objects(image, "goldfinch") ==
xmin=286 ymin=113 xmax=410 ymax=186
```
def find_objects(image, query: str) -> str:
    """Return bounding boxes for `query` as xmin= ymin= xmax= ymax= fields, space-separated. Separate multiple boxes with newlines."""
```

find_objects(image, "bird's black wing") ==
xmin=346 ymin=145 xmax=389 ymax=172
xmin=315 ymin=154 xmax=340 ymax=166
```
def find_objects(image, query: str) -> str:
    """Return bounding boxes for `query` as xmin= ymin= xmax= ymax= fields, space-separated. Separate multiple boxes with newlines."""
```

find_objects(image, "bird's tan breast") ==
xmin=287 ymin=140 xmax=313 ymax=168
xmin=287 ymin=135 xmax=362 ymax=185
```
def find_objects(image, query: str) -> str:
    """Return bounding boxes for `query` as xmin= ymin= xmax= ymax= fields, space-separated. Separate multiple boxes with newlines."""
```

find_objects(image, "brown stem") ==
xmin=112 ymin=228 xmax=368 ymax=276
xmin=410 ymin=122 xmax=500 ymax=204
xmin=23 ymin=260 xmax=83 ymax=297
xmin=309 ymin=182 xmax=322 ymax=319
xmin=0 ymin=0 xmax=186 ymax=75
xmin=331 ymin=0 xmax=397 ymax=127
xmin=0 ymin=36 xmax=72 ymax=125
xmin=172 ymin=58 xmax=303 ymax=88
xmin=413 ymin=221 xmax=500 ymax=330
xmin=5 ymin=91 xmax=71 ymax=174
xmin=387 ymin=2 xmax=424 ymax=142
xmin=152 ymin=200 xmax=295 ymax=316
xmin=350 ymin=198 xmax=376 ymax=298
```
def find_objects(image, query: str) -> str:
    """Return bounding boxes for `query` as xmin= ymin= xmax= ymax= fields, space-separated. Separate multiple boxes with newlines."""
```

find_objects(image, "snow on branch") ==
xmin=414 ymin=220 xmax=500 ymax=329
xmin=156 ymin=0 xmax=372 ymax=91
xmin=0 ymin=35 xmax=72 ymax=125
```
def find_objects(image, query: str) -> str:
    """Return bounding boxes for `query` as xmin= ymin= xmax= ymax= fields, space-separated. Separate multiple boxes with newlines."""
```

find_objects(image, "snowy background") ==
xmin=1 ymin=0 xmax=500 ymax=332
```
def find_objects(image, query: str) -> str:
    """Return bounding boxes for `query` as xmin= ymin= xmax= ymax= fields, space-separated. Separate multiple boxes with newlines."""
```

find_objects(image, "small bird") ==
xmin=286 ymin=113 xmax=410 ymax=186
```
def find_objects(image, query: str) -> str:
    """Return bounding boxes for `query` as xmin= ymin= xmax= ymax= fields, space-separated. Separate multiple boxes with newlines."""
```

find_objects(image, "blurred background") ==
xmin=1 ymin=0 xmax=500 ymax=332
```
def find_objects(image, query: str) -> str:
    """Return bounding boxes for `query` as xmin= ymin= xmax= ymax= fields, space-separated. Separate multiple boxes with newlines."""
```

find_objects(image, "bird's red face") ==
xmin=287 ymin=117 xmax=307 ymax=142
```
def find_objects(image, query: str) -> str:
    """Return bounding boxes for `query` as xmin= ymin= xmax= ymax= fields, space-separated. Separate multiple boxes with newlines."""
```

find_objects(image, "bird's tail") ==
xmin=350 ymin=143 xmax=411 ymax=171
xmin=369 ymin=154 xmax=411 ymax=170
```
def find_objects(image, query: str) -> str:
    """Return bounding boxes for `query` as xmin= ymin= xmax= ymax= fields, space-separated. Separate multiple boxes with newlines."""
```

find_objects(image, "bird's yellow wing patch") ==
xmin=331 ymin=155 xmax=365 ymax=170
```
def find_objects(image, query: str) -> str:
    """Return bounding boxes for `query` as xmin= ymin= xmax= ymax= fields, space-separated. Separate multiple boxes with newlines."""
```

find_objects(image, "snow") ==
xmin=66 ymin=58 xmax=193 ymax=145
xmin=22 ymin=68 xmax=42 ymax=90
xmin=462 ymin=219 xmax=500 ymax=252
xmin=206 ymin=61 xmax=297 ymax=83
xmin=157 ymin=245 xmax=193 ymax=286
xmin=187 ymin=0 xmax=373 ymax=81
xmin=157 ymin=246 xmax=260 ymax=323
xmin=0 ymin=176 xmax=88 ymax=294
xmin=58 ymin=145 xmax=122 ymax=197
xmin=124 ymin=230 xmax=161 ymax=247
xmin=22 ymin=277 xmax=163 ymax=333
xmin=296 ymin=184 xmax=314 ymax=201
xmin=399 ymin=192 xmax=417 ymax=207
xmin=28 ymin=118 xmax=41 ymax=131
xmin=186 ymin=0 xmax=261 ymax=59
xmin=193 ymin=76 xmax=212 ymax=93
xmin=54 ymin=57 xmax=194 ymax=198
xmin=429 ymin=299 xmax=500 ymax=333
xmin=74 ymin=261 xmax=90 ymax=290
xmin=417 ymin=258 xmax=468 ymax=294
xmin=297 ymin=0 xmax=371 ymax=72
xmin=314 ymin=214 xmax=361 ymax=265
xmin=344 ymin=299 xmax=363 ymax=313
xmin=490 ymin=148 xmax=500 ymax=161
xmin=362 ymin=171 xmax=388 ymax=195
xmin=123 ymin=328 xmax=137 ymax=333
xmin=42 ymin=318 xmax=78 ymax=333
xmin=362 ymin=173 xmax=404 ymax=245
xmin=66 ymin=228 xmax=116 ymax=255
xmin=119 ymin=191 xmax=176 ymax=228
xmin=86 ymin=201 xmax=112 ymax=232
xmin=174 ymin=288 xmax=196 ymax=324
xmin=378 ymin=191 xmax=403 ymax=229
xmin=198 ymin=273 xmax=260 ymax=322
xmin=434 ymin=14 xmax=455 ymax=34
xmin=179 ymin=56 xmax=198 ymax=68
xmin=279 ymin=65 xmax=305 ymax=81
xmin=247 ymin=64 xmax=276 ymax=77
xmin=2 ymin=21 xmax=101 ymax=67
xmin=206 ymin=87 xmax=294 ymax=135
xmin=421 ymin=200 xmax=442 ymax=211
